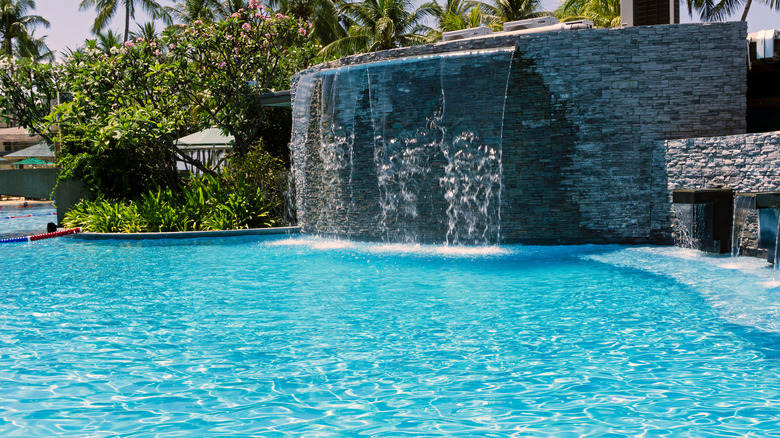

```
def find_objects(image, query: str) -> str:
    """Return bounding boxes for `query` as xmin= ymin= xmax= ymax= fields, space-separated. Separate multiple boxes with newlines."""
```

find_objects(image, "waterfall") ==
xmin=731 ymin=194 xmax=755 ymax=257
xmin=290 ymin=47 xmax=516 ymax=244
xmin=672 ymin=203 xmax=695 ymax=248
xmin=290 ymin=74 xmax=317 ymax=231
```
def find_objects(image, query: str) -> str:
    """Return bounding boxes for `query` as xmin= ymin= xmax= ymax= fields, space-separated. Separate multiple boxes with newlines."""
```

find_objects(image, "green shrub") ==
xmin=63 ymin=160 xmax=281 ymax=233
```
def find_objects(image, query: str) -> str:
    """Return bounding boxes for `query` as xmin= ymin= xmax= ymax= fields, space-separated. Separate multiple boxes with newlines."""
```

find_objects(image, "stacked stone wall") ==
xmin=292 ymin=22 xmax=748 ymax=244
xmin=665 ymin=131 xmax=780 ymax=253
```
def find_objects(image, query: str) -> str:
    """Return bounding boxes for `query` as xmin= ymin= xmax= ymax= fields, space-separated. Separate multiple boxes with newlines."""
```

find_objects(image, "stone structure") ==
xmin=665 ymin=131 xmax=780 ymax=193
xmin=291 ymin=22 xmax=749 ymax=244
xmin=665 ymin=131 xmax=780 ymax=254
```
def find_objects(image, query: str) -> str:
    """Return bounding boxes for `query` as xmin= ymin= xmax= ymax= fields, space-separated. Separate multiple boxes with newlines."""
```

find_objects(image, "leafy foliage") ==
xmin=0 ymin=0 xmax=51 ymax=60
xmin=0 ymin=57 xmax=60 ymax=139
xmin=320 ymin=0 xmax=435 ymax=57
xmin=63 ymin=148 xmax=285 ymax=232
xmin=555 ymin=0 xmax=621 ymax=27
xmin=0 ymin=3 xmax=318 ymax=199
xmin=164 ymin=3 xmax=318 ymax=155
xmin=78 ymin=0 xmax=168 ymax=42
xmin=686 ymin=0 xmax=779 ymax=21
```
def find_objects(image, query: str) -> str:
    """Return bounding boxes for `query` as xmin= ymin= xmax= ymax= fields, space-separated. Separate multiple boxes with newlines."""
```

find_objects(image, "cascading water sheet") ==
xmin=290 ymin=47 xmax=516 ymax=245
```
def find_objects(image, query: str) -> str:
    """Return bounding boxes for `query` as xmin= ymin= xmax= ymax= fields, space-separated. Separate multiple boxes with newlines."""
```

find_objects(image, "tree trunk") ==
xmin=741 ymin=0 xmax=752 ymax=21
xmin=2 ymin=36 xmax=12 ymax=58
xmin=124 ymin=0 xmax=131 ymax=42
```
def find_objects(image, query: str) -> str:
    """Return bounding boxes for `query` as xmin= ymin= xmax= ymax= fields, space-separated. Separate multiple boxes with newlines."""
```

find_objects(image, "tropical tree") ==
xmin=129 ymin=21 xmax=159 ymax=40
xmin=165 ymin=0 xmax=221 ymax=23
xmin=686 ymin=0 xmax=779 ymax=21
xmin=0 ymin=56 xmax=61 ymax=137
xmin=78 ymin=0 xmax=168 ymax=42
xmin=216 ymin=0 xmax=245 ymax=17
xmin=266 ymin=0 xmax=346 ymax=48
xmin=483 ymin=0 xmax=544 ymax=27
xmin=0 ymin=0 xmax=49 ymax=59
xmin=165 ymin=1 xmax=319 ymax=155
xmin=423 ymin=0 xmax=488 ymax=41
xmin=320 ymin=0 xmax=434 ymax=57
xmin=93 ymin=29 xmax=122 ymax=52
xmin=556 ymin=0 xmax=621 ymax=27
xmin=13 ymin=29 xmax=53 ymax=60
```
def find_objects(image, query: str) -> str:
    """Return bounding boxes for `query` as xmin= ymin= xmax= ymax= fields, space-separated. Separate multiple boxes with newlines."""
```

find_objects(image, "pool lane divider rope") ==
xmin=0 ymin=212 xmax=57 ymax=220
xmin=0 ymin=228 xmax=82 ymax=244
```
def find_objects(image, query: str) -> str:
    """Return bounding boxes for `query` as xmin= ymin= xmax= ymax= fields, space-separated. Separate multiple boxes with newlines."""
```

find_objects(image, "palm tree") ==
xmin=556 ymin=0 xmax=620 ymax=27
xmin=265 ymin=0 xmax=347 ymax=47
xmin=0 ymin=0 xmax=50 ymax=59
xmin=94 ymin=29 xmax=122 ymax=52
xmin=14 ymin=29 xmax=53 ymax=61
xmin=686 ymin=0 xmax=779 ymax=21
xmin=423 ymin=0 xmax=488 ymax=41
xmin=79 ymin=0 xmax=169 ymax=43
xmin=165 ymin=0 xmax=221 ymax=23
xmin=129 ymin=21 xmax=158 ymax=40
xmin=320 ymin=0 xmax=435 ymax=57
xmin=483 ymin=0 xmax=544 ymax=27
xmin=215 ymin=0 xmax=244 ymax=17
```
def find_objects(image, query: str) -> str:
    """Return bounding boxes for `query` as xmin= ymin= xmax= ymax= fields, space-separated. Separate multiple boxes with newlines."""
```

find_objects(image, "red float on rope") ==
xmin=28 ymin=228 xmax=82 ymax=242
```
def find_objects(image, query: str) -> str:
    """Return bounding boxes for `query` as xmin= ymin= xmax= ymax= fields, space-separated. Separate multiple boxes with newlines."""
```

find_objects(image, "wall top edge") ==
xmin=295 ymin=21 xmax=747 ymax=80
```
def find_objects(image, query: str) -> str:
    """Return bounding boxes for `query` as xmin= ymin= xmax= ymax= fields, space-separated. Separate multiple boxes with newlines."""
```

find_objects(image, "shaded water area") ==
xmin=4 ymin=236 xmax=780 ymax=435
xmin=291 ymin=48 xmax=514 ymax=245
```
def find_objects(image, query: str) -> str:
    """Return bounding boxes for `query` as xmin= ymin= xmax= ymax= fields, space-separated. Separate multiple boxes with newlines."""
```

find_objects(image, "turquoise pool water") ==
xmin=0 ymin=204 xmax=56 ymax=239
xmin=3 ymin=234 xmax=780 ymax=436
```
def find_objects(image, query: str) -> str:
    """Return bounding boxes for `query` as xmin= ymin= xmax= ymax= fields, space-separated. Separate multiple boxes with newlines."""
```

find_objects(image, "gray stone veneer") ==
xmin=291 ymin=22 xmax=748 ymax=244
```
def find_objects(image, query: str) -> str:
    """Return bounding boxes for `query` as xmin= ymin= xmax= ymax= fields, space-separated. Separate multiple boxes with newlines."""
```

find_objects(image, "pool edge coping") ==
xmin=69 ymin=226 xmax=301 ymax=240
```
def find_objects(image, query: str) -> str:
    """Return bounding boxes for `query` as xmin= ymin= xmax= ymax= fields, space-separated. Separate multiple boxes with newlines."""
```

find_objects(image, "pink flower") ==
xmin=169 ymin=44 xmax=176 ymax=49
xmin=194 ymin=20 xmax=203 ymax=25
xmin=218 ymin=61 xmax=226 ymax=68
xmin=232 ymin=12 xmax=240 ymax=18
xmin=298 ymin=28 xmax=306 ymax=35
xmin=149 ymin=41 xmax=157 ymax=48
xmin=154 ymin=50 xmax=161 ymax=56
xmin=136 ymin=37 xmax=143 ymax=42
xmin=242 ymin=22 xmax=251 ymax=30
xmin=124 ymin=41 xmax=135 ymax=48
xmin=276 ymin=13 xmax=283 ymax=19
xmin=248 ymin=0 xmax=258 ymax=8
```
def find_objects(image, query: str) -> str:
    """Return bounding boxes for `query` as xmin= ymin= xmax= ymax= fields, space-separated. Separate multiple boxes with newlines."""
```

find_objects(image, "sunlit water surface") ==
xmin=2 ymin=232 xmax=780 ymax=436
xmin=0 ymin=203 xmax=56 ymax=239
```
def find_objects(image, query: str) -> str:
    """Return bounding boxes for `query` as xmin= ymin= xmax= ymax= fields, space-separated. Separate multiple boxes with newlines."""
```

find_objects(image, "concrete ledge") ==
xmin=69 ymin=226 xmax=300 ymax=240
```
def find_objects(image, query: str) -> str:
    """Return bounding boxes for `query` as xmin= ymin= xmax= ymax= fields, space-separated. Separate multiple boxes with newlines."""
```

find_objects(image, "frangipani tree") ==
xmin=164 ymin=0 xmax=318 ymax=155
xmin=2 ymin=0 xmax=318 ymax=198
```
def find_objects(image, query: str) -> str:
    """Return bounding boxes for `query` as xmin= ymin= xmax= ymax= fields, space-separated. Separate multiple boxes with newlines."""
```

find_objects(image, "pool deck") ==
xmin=69 ymin=226 xmax=301 ymax=240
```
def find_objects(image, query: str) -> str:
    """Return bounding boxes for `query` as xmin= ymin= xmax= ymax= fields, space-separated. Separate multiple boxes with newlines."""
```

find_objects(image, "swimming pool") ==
xmin=3 ymin=235 xmax=780 ymax=436
xmin=0 ymin=204 xmax=57 ymax=239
